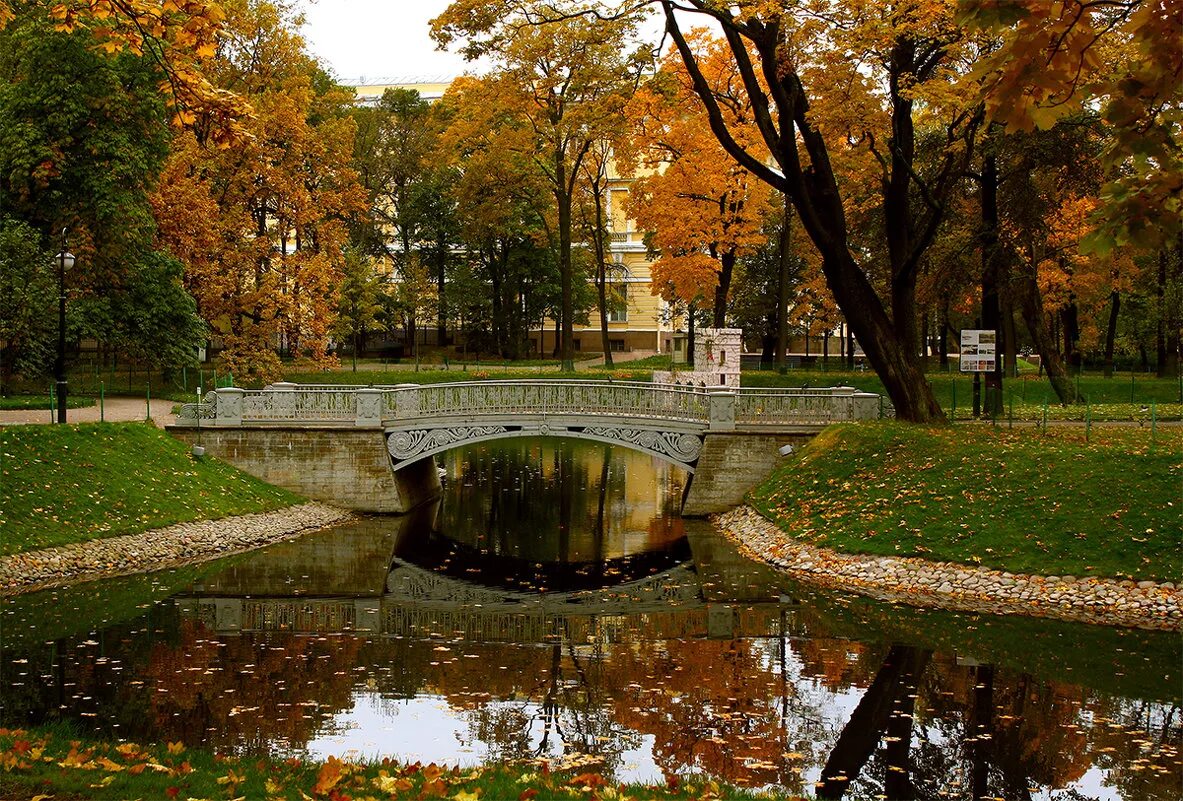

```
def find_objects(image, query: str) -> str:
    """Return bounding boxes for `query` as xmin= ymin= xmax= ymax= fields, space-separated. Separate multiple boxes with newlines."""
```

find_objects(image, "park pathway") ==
xmin=0 ymin=397 xmax=176 ymax=429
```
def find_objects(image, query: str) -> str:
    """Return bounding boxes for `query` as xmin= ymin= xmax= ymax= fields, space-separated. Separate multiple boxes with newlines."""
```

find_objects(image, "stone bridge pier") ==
xmin=169 ymin=381 xmax=883 ymax=515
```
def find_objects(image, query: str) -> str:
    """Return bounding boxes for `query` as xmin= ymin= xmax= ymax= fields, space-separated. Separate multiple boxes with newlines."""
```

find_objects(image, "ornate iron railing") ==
xmin=735 ymin=389 xmax=874 ymax=425
xmin=173 ymin=381 xmax=885 ymax=427
xmin=382 ymin=380 xmax=712 ymax=423
xmin=176 ymin=392 xmax=217 ymax=422
xmin=241 ymin=388 xmax=356 ymax=422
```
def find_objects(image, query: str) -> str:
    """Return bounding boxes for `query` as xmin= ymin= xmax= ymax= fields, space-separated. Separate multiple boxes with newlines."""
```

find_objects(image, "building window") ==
xmin=608 ymin=283 xmax=628 ymax=323
xmin=610 ymin=339 xmax=626 ymax=352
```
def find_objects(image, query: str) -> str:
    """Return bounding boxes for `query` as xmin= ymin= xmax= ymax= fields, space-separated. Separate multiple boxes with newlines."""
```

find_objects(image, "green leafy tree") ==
xmin=0 ymin=10 xmax=203 ymax=372
xmin=0 ymin=217 xmax=54 ymax=393
xmin=334 ymin=248 xmax=383 ymax=371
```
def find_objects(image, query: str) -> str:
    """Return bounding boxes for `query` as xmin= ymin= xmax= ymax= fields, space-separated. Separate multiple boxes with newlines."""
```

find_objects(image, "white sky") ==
xmin=298 ymin=0 xmax=471 ymax=83
xmin=298 ymin=0 xmax=679 ymax=84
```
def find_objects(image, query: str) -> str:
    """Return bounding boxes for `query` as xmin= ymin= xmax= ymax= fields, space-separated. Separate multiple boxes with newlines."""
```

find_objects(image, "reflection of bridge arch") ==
xmin=386 ymin=422 xmax=703 ymax=473
xmin=385 ymin=557 xmax=704 ymax=613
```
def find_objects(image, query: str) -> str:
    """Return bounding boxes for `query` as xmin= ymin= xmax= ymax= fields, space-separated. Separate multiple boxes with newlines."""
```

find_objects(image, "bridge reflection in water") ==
xmin=178 ymin=505 xmax=795 ymax=644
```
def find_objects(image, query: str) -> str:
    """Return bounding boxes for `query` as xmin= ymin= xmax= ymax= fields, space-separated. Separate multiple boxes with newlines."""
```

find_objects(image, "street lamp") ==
xmin=54 ymin=230 xmax=75 ymax=425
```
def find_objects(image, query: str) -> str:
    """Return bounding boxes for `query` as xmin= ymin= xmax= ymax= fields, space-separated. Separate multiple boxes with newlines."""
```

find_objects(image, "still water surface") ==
xmin=1 ymin=440 xmax=1179 ymax=800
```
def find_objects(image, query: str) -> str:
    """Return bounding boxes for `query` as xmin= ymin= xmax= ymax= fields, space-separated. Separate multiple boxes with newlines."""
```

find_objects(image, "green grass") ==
xmin=749 ymin=422 xmax=1183 ymax=582
xmin=795 ymin=584 xmax=1181 ymax=703
xmin=0 ymin=725 xmax=771 ymax=801
xmin=0 ymin=423 xmax=302 ymax=556
xmin=590 ymin=353 xmax=674 ymax=370
xmin=285 ymin=366 xmax=658 ymax=385
xmin=742 ymin=368 xmax=1183 ymax=416
xmin=0 ymin=395 xmax=92 ymax=411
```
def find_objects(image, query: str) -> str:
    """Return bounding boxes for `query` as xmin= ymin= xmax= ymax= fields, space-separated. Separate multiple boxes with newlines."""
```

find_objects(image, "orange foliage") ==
xmin=152 ymin=1 xmax=364 ymax=383
xmin=622 ymin=32 xmax=773 ymax=314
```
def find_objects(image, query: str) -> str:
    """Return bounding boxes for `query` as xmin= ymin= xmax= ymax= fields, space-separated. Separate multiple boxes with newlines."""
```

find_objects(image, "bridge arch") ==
xmin=385 ymin=422 xmax=703 ymax=474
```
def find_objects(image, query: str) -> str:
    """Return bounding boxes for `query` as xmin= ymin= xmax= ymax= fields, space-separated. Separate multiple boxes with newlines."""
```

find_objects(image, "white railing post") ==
xmin=215 ymin=387 xmax=244 ymax=426
xmin=355 ymin=388 xmax=383 ymax=427
xmin=853 ymin=392 xmax=880 ymax=420
xmin=708 ymin=389 xmax=736 ymax=432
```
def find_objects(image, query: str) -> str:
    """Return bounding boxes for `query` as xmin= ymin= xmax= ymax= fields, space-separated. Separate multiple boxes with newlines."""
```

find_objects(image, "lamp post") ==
xmin=54 ymin=230 xmax=75 ymax=425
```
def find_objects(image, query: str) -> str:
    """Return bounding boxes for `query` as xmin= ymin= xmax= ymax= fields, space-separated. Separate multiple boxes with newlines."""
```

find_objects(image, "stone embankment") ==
xmin=0 ymin=503 xmax=354 ymax=595
xmin=715 ymin=506 xmax=1181 ymax=631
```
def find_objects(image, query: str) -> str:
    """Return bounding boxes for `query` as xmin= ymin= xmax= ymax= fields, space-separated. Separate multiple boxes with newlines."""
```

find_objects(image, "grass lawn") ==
xmin=742 ymin=368 xmax=1183 ymax=419
xmin=749 ymin=422 xmax=1182 ymax=582
xmin=0 ymin=725 xmax=769 ymax=801
xmin=0 ymin=423 xmax=302 ymax=556
xmin=0 ymin=395 xmax=92 ymax=411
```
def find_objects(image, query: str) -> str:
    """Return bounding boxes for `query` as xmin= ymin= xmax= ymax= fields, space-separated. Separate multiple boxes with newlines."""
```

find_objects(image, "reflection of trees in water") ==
xmin=441 ymin=439 xmax=685 ymax=563
xmin=4 ymin=597 xmax=1181 ymax=799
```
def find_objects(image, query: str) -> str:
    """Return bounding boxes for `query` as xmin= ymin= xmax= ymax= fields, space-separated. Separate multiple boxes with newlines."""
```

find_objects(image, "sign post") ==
xmin=960 ymin=330 xmax=998 ymax=419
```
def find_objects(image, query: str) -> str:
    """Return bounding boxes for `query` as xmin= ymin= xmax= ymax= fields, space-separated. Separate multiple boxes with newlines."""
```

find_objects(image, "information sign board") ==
xmin=959 ymin=329 xmax=997 ymax=373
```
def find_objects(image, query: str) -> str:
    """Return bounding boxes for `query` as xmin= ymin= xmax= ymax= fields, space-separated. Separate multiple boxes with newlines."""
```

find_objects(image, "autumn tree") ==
xmin=334 ymin=248 xmax=382 ymax=371
xmin=433 ymin=2 xmax=648 ymax=370
xmin=438 ymin=74 xmax=586 ymax=359
xmin=962 ymin=0 xmax=1182 ymax=254
xmin=153 ymin=0 xmax=365 ymax=384
xmin=622 ymin=32 xmax=774 ymax=331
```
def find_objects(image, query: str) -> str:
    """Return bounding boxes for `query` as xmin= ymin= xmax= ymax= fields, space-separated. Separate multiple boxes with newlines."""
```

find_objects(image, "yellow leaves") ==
xmin=167 ymin=741 xmax=186 ymax=754
xmin=452 ymin=790 xmax=482 ymax=801
xmin=312 ymin=755 xmax=347 ymax=796
xmin=373 ymin=770 xmax=415 ymax=794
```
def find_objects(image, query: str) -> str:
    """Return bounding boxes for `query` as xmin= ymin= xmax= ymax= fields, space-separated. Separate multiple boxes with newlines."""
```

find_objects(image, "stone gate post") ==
xmin=708 ymin=389 xmax=736 ymax=432
xmin=215 ymin=387 xmax=244 ymax=426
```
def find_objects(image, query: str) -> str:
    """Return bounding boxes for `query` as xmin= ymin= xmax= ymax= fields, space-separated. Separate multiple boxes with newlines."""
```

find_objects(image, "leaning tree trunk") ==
xmin=1015 ymin=264 xmax=1077 ymax=404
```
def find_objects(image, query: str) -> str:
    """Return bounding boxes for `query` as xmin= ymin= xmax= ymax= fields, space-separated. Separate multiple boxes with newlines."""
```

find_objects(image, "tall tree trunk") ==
xmin=1016 ymin=265 xmax=1077 ymax=404
xmin=1104 ymin=290 xmax=1120 ymax=378
xmin=776 ymin=200 xmax=791 ymax=369
xmin=1157 ymin=245 xmax=1180 ymax=378
xmin=592 ymin=181 xmax=613 ymax=368
xmin=687 ymin=303 xmax=696 ymax=368
xmin=556 ymin=149 xmax=575 ymax=372
xmin=713 ymin=250 xmax=735 ymax=327
xmin=436 ymin=244 xmax=447 ymax=348
xmin=1003 ymin=297 xmax=1019 ymax=377
xmin=981 ymin=144 xmax=1004 ymax=417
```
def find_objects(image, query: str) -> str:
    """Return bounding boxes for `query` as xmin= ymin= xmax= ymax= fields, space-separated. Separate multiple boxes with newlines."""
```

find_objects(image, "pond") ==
xmin=1 ymin=439 xmax=1179 ymax=800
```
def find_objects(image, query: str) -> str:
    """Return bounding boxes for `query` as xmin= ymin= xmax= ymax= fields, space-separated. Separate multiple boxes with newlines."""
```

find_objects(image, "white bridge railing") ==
xmin=176 ymin=380 xmax=883 ymax=430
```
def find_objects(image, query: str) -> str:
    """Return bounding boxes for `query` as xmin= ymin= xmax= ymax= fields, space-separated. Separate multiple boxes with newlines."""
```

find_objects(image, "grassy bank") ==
xmin=0 ymin=395 xmax=93 ymax=411
xmin=749 ymin=422 xmax=1182 ymax=582
xmin=0 ymin=725 xmax=766 ymax=801
xmin=0 ymin=423 xmax=302 ymax=556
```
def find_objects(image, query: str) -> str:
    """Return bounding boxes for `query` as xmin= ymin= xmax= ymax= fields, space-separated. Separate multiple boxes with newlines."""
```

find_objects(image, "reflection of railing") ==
xmin=174 ymin=380 xmax=885 ymax=428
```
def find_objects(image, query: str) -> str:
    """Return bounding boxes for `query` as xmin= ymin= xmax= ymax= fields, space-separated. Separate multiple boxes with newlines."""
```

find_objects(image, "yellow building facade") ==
xmin=352 ymin=79 xmax=672 ymax=356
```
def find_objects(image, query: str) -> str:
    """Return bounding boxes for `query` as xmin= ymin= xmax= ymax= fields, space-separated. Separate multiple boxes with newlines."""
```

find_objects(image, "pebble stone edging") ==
xmin=714 ymin=505 xmax=1182 ymax=631
xmin=0 ymin=503 xmax=355 ymax=596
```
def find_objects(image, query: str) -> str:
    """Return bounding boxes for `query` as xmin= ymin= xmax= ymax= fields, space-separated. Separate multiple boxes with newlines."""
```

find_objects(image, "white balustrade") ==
xmin=174 ymin=381 xmax=886 ymax=428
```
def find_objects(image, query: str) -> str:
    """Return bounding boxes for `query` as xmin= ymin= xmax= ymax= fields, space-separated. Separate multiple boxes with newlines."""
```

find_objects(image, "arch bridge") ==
xmin=172 ymin=380 xmax=884 ymax=515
